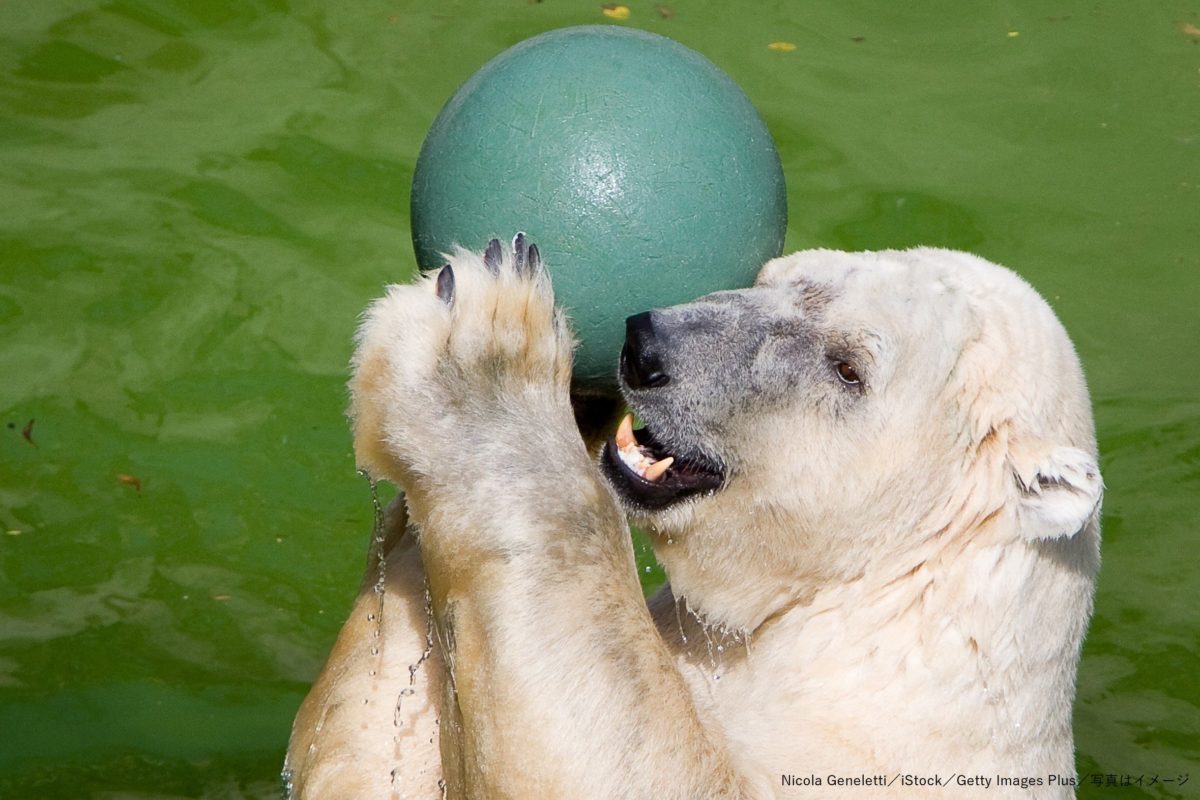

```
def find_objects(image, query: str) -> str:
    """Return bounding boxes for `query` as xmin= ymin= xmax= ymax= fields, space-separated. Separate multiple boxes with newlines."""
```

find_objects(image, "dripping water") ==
xmin=280 ymin=763 xmax=294 ymax=800
xmin=414 ymin=573 xmax=435 ymax=678
xmin=393 ymin=687 xmax=416 ymax=727
xmin=394 ymin=577 xmax=435 ymax=730
xmin=363 ymin=470 xmax=388 ymax=707
xmin=679 ymin=597 xmax=744 ymax=683
xmin=365 ymin=469 xmax=388 ymax=603
xmin=673 ymin=594 xmax=688 ymax=646
xmin=390 ymin=552 xmax=438 ymax=790
xmin=687 ymin=598 xmax=717 ymax=671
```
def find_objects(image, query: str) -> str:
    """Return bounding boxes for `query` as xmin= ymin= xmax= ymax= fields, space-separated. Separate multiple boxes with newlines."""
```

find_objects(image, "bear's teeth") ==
xmin=643 ymin=457 xmax=674 ymax=482
xmin=614 ymin=413 xmax=674 ymax=480
xmin=617 ymin=440 xmax=649 ymax=473
xmin=616 ymin=414 xmax=636 ymax=449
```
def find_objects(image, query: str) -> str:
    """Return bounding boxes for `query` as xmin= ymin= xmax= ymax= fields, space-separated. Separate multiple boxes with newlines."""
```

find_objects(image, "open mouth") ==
xmin=600 ymin=414 xmax=725 ymax=511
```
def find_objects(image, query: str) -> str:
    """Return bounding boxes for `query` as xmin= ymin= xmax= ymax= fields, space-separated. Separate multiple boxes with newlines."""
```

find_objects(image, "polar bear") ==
xmin=286 ymin=241 xmax=1102 ymax=799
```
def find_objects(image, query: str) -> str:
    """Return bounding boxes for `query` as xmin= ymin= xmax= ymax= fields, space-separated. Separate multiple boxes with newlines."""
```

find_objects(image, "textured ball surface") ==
xmin=411 ymin=25 xmax=787 ymax=391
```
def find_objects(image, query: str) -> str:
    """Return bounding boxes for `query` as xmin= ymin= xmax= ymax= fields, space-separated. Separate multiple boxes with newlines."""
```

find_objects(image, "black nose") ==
xmin=622 ymin=311 xmax=670 ymax=389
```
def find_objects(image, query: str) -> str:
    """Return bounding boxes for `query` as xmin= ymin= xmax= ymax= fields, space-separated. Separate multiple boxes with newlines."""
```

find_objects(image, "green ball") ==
xmin=411 ymin=25 xmax=787 ymax=392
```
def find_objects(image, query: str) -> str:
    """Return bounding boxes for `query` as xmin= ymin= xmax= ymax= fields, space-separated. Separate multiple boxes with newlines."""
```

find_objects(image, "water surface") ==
xmin=1 ymin=1 xmax=1197 ymax=797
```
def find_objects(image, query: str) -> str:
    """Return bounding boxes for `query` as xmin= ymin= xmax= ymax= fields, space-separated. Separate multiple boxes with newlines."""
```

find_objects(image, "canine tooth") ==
xmin=643 ymin=457 xmax=674 ymax=482
xmin=616 ymin=414 xmax=636 ymax=449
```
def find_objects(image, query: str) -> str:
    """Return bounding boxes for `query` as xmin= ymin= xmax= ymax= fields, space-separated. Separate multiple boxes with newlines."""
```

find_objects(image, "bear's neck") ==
xmin=657 ymin=520 xmax=1098 ymax=775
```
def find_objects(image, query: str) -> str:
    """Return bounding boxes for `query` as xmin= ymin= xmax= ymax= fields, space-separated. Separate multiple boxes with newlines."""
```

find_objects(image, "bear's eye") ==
xmin=834 ymin=361 xmax=861 ymax=386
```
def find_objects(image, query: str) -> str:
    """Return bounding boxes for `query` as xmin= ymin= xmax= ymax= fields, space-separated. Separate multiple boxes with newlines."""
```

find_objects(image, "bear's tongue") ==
xmin=615 ymin=414 xmax=673 ymax=482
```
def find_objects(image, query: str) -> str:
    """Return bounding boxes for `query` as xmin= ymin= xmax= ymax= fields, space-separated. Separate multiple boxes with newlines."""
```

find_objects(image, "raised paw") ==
xmin=349 ymin=234 xmax=575 ymax=490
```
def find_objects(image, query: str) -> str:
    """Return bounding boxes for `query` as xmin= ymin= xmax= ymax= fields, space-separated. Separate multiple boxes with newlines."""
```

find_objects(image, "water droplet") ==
xmin=644 ymin=565 xmax=652 ymax=573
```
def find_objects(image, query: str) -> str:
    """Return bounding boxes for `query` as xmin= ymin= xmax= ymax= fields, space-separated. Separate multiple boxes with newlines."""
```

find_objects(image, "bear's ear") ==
xmin=1009 ymin=445 xmax=1103 ymax=541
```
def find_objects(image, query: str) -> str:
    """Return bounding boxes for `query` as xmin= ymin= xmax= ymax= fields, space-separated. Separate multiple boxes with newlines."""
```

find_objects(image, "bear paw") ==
xmin=349 ymin=234 xmax=575 ymax=489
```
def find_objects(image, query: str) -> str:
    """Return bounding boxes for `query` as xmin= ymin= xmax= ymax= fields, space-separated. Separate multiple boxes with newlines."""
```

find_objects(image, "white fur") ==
xmin=290 ymin=246 xmax=1101 ymax=799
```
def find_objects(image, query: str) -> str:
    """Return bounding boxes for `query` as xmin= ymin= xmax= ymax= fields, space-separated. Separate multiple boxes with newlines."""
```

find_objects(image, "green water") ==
xmin=1 ymin=1 xmax=1197 ymax=797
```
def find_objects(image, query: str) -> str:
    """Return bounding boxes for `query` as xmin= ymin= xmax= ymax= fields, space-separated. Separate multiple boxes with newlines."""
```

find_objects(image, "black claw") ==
xmin=512 ymin=232 xmax=527 ymax=273
xmin=435 ymin=264 xmax=455 ymax=305
xmin=526 ymin=243 xmax=541 ymax=275
xmin=483 ymin=238 xmax=502 ymax=274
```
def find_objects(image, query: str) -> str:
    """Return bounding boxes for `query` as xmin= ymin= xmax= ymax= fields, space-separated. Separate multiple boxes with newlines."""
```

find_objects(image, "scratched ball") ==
xmin=411 ymin=25 xmax=787 ymax=391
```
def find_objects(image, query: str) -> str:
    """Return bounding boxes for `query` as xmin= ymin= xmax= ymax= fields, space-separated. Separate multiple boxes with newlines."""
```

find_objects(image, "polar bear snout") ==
xmin=620 ymin=311 xmax=670 ymax=390
xmin=603 ymin=305 xmax=739 ymax=512
xmin=604 ymin=294 xmax=778 ymax=514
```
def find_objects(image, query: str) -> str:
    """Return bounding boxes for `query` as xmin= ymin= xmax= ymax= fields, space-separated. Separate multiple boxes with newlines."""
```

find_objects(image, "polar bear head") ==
xmin=601 ymin=248 xmax=1102 ymax=632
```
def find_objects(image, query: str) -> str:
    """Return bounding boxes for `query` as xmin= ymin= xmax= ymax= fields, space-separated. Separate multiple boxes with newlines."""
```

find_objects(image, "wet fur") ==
xmin=288 ymin=245 xmax=1101 ymax=799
